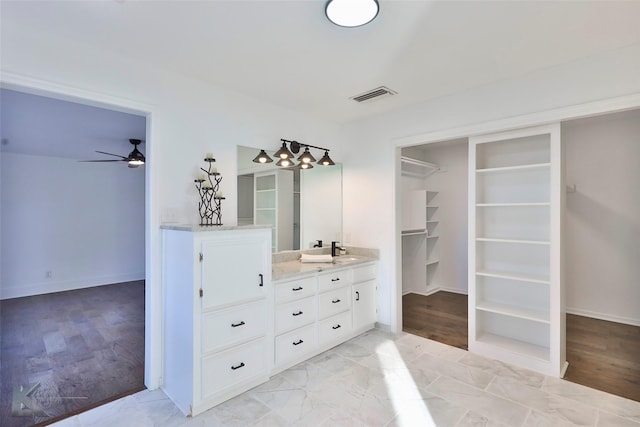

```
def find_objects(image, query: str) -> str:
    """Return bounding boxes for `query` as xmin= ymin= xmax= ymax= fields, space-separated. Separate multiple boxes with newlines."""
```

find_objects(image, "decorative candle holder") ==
xmin=194 ymin=155 xmax=225 ymax=226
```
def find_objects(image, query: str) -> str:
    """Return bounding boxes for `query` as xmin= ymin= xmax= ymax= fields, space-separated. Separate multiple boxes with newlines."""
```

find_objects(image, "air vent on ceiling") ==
xmin=350 ymin=86 xmax=397 ymax=103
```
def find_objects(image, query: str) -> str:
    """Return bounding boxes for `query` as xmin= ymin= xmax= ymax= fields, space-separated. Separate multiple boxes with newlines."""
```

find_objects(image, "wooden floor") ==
xmin=402 ymin=291 xmax=468 ymax=350
xmin=564 ymin=313 xmax=640 ymax=402
xmin=0 ymin=281 xmax=145 ymax=427
xmin=402 ymin=291 xmax=640 ymax=402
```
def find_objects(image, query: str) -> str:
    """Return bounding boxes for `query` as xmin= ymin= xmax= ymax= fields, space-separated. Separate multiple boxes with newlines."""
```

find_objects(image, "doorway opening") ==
xmin=0 ymin=88 xmax=148 ymax=425
xmin=397 ymin=109 xmax=640 ymax=402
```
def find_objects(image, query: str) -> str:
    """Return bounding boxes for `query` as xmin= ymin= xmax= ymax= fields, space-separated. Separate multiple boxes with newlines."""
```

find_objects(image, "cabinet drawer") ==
xmin=201 ymin=338 xmax=266 ymax=400
xmin=318 ymin=311 xmax=352 ymax=346
xmin=318 ymin=287 xmax=350 ymax=320
xmin=202 ymin=300 xmax=266 ymax=353
xmin=318 ymin=269 xmax=352 ymax=293
xmin=275 ymin=324 xmax=318 ymax=367
xmin=275 ymin=296 xmax=316 ymax=335
xmin=352 ymin=263 xmax=377 ymax=283
xmin=275 ymin=277 xmax=316 ymax=303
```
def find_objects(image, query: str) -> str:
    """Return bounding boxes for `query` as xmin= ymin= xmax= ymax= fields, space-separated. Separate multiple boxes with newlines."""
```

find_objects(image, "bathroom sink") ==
xmin=333 ymin=256 xmax=361 ymax=264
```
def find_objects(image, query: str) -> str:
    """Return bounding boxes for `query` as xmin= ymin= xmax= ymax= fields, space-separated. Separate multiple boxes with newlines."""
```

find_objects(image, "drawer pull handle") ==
xmin=292 ymin=311 xmax=303 ymax=316
xmin=259 ymin=273 xmax=264 ymax=287
xmin=331 ymin=278 xmax=340 ymax=282
xmin=332 ymin=324 xmax=342 ymax=330
xmin=231 ymin=321 xmax=245 ymax=328
xmin=332 ymin=299 xmax=341 ymax=304
xmin=292 ymin=286 xmax=303 ymax=291
xmin=231 ymin=362 xmax=245 ymax=370
xmin=292 ymin=339 xmax=304 ymax=346
xmin=356 ymin=291 xmax=360 ymax=301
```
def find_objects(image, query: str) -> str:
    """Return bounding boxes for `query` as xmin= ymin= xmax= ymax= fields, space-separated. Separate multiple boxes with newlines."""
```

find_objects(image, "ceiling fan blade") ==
xmin=78 ymin=159 xmax=124 ymax=162
xmin=95 ymin=150 xmax=128 ymax=159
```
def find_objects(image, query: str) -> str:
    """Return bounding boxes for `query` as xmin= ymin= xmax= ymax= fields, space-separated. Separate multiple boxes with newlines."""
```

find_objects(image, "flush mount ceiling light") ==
xmin=254 ymin=139 xmax=336 ymax=170
xmin=325 ymin=0 xmax=379 ymax=27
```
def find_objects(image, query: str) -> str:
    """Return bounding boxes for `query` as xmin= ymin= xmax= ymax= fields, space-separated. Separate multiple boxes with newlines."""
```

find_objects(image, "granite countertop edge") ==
xmin=272 ymin=247 xmax=379 ymax=282
xmin=160 ymin=224 xmax=272 ymax=232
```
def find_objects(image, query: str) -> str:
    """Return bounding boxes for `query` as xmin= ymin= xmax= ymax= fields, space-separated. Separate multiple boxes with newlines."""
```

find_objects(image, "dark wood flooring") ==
xmin=402 ymin=291 xmax=468 ymax=350
xmin=402 ymin=291 xmax=640 ymax=402
xmin=564 ymin=313 xmax=640 ymax=402
xmin=0 ymin=281 xmax=145 ymax=427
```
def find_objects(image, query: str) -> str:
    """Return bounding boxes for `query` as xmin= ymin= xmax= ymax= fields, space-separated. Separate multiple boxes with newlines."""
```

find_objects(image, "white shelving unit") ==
xmin=469 ymin=123 xmax=565 ymax=377
xmin=254 ymin=171 xmax=293 ymax=252
xmin=401 ymin=156 xmax=440 ymax=295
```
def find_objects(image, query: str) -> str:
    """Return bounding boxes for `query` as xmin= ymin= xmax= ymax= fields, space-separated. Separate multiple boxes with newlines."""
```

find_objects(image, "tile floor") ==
xmin=50 ymin=330 xmax=640 ymax=426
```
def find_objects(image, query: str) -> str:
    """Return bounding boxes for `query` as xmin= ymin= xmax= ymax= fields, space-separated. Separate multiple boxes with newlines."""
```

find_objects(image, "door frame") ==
xmin=0 ymin=71 xmax=161 ymax=389
xmin=391 ymin=92 xmax=640 ymax=335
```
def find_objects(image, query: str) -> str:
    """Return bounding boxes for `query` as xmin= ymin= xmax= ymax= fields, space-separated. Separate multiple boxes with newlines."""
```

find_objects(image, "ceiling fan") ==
xmin=80 ymin=138 xmax=145 ymax=168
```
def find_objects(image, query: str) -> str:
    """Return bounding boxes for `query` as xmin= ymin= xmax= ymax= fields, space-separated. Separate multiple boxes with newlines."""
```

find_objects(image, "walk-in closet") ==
xmin=399 ymin=108 xmax=640 ymax=401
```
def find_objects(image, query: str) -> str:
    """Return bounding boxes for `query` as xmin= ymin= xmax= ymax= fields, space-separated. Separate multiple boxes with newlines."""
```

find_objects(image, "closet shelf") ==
xmin=426 ymin=235 xmax=439 ymax=239
xmin=476 ymin=301 xmax=550 ymax=324
xmin=401 ymin=229 xmax=427 ymax=237
xmin=476 ymin=203 xmax=550 ymax=208
xmin=476 ymin=237 xmax=550 ymax=245
xmin=476 ymin=163 xmax=551 ymax=174
xmin=475 ymin=333 xmax=550 ymax=361
xmin=401 ymin=156 xmax=439 ymax=178
xmin=476 ymin=270 xmax=550 ymax=285
xmin=426 ymin=258 xmax=439 ymax=266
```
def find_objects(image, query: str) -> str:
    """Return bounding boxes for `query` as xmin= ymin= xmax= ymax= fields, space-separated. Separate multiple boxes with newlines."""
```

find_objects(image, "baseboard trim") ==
xmin=1 ymin=273 xmax=145 ymax=300
xmin=403 ymin=286 xmax=468 ymax=298
xmin=566 ymin=307 xmax=640 ymax=327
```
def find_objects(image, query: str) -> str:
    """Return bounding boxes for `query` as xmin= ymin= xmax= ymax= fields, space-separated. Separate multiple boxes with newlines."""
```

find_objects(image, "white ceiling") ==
xmin=0 ymin=89 xmax=146 ymax=159
xmin=2 ymin=1 xmax=640 ymax=124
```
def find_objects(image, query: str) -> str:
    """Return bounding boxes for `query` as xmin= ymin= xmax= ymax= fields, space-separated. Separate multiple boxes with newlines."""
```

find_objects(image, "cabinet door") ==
xmin=201 ymin=231 xmax=269 ymax=310
xmin=352 ymin=280 xmax=376 ymax=331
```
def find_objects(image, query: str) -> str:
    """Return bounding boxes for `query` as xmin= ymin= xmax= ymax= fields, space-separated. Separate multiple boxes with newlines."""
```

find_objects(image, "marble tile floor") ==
xmin=50 ymin=329 xmax=640 ymax=427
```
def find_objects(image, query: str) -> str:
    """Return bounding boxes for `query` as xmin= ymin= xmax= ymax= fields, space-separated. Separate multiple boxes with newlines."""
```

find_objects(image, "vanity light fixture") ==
xmin=252 ymin=149 xmax=273 ymax=164
xmin=276 ymin=158 xmax=293 ymax=168
xmin=274 ymin=142 xmax=294 ymax=160
xmin=298 ymin=147 xmax=316 ymax=164
xmin=318 ymin=150 xmax=336 ymax=166
xmin=255 ymin=139 xmax=336 ymax=170
xmin=325 ymin=0 xmax=379 ymax=28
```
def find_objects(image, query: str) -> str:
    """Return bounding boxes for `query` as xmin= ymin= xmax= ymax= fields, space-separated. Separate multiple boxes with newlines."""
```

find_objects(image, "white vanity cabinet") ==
xmin=352 ymin=263 xmax=378 ymax=332
xmin=162 ymin=226 xmax=272 ymax=416
xmin=273 ymin=276 xmax=318 ymax=370
xmin=272 ymin=261 xmax=378 ymax=374
xmin=317 ymin=269 xmax=353 ymax=346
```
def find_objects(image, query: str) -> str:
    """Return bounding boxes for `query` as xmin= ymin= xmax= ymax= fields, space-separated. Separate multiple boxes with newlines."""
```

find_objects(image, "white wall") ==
xmin=1 ymin=153 xmax=145 ymax=299
xmin=563 ymin=109 xmax=640 ymax=326
xmin=0 ymin=21 xmax=345 ymax=388
xmin=342 ymin=42 xmax=640 ymax=329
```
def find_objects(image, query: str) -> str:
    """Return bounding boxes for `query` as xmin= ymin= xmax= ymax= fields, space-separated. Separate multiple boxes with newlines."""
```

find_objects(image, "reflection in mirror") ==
xmin=237 ymin=146 xmax=342 ymax=253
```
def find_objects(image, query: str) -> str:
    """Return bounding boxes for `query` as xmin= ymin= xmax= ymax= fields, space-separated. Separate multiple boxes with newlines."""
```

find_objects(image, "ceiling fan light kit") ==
xmin=325 ymin=0 xmax=379 ymax=28
xmin=254 ymin=139 xmax=336 ymax=169
xmin=194 ymin=153 xmax=224 ymax=226
xmin=80 ymin=138 xmax=146 ymax=168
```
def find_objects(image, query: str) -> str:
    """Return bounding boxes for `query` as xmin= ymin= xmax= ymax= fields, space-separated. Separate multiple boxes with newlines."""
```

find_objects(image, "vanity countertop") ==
xmin=273 ymin=254 xmax=377 ymax=282
xmin=160 ymin=224 xmax=271 ymax=232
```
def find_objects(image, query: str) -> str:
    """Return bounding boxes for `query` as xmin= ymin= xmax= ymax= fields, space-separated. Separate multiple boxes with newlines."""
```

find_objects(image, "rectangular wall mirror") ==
xmin=237 ymin=146 xmax=342 ymax=253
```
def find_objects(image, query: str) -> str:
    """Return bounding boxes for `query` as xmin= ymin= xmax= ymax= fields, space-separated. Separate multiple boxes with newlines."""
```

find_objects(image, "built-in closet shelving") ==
xmin=254 ymin=170 xmax=293 ymax=252
xmin=401 ymin=157 xmax=440 ymax=291
xmin=469 ymin=123 xmax=565 ymax=377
